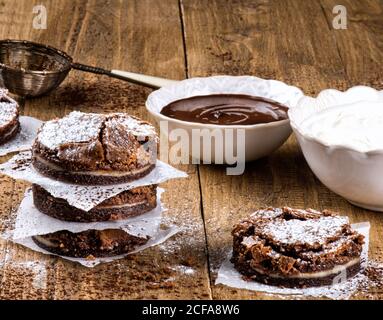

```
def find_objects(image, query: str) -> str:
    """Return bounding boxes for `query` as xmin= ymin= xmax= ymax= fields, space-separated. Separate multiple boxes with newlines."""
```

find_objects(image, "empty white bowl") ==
xmin=289 ymin=86 xmax=383 ymax=211
xmin=146 ymin=76 xmax=303 ymax=164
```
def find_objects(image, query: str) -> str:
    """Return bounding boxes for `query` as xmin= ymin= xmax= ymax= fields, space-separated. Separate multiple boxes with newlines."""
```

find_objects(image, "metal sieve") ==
xmin=0 ymin=39 xmax=176 ymax=97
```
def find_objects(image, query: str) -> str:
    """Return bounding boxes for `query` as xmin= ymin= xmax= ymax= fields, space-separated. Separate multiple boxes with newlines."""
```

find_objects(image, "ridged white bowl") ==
xmin=289 ymin=86 xmax=383 ymax=211
xmin=146 ymin=76 xmax=303 ymax=163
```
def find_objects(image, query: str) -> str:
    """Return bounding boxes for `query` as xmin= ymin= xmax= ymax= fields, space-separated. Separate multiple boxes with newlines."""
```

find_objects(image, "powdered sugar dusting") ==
xmin=262 ymin=215 xmax=349 ymax=246
xmin=37 ymin=111 xmax=157 ymax=150
xmin=0 ymin=102 xmax=17 ymax=126
xmin=37 ymin=111 xmax=103 ymax=149
xmin=0 ymin=89 xmax=18 ymax=126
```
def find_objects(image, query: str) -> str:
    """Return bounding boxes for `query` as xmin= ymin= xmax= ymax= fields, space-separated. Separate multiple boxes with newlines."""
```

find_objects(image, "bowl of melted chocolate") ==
xmin=160 ymin=94 xmax=289 ymax=126
xmin=146 ymin=76 xmax=303 ymax=164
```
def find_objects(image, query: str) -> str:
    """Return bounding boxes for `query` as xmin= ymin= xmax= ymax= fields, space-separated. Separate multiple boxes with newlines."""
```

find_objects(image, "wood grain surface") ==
xmin=0 ymin=0 xmax=382 ymax=300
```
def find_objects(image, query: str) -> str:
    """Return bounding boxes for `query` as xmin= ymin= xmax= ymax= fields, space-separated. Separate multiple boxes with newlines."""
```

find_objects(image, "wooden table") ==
xmin=0 ymin=0 xmax=382 ymax=300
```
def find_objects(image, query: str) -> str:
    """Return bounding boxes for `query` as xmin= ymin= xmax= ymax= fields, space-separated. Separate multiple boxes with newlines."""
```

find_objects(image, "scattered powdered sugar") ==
xmin=0 ymin=116 xmax=43 ymax=156
xmin=37 ymin=111 xmax=157 ymax=150
xmin=216 ymin=222 xmax=374 ymax=300
xmin=0 ymin=151 xmax=188 ymax=211
xmin=172 ymin=265 xmax=195 ymax=275
xmin=262 ymin=215 xmax=349 ymax=246
xmin=0 ymin=248 xmax=48 ymax=290
xmin=1 ymin=259 xmax=48 ymax=290
xmin=16 ymin=261 xmax=48 ymax=290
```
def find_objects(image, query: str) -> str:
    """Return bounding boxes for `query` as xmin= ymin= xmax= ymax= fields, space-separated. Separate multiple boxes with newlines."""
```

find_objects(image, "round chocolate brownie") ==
xmin=231 ymin=207 xmax=365 ymax=288
xmin=32 ymin=111 xmax=158 ymax=185
xmin=0 ymin=89 xmax=20 ymax=145
xmin=32 ymin=229 xmax=149 ymax=258
xmin=32 ymin=184 xmax=157 ymax=222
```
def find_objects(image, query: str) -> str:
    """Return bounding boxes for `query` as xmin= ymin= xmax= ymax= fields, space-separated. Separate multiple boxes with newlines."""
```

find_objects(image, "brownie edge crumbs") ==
xmin=32 ymin=183 xmax=157 ymax=222
xmin=32 ymin=229 xmax=149 ymax=258
xmin=32 ymin=111 xmax=158 ymax=185
xmin=231 ymin=207 xmax=365 ymax=288
xmin=0 ymin=89 xmax=20 ymax=145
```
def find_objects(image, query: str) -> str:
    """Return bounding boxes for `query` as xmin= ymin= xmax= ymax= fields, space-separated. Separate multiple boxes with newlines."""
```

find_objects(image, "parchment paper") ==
xmin=0 ymin=116 xmax=42 ymax=156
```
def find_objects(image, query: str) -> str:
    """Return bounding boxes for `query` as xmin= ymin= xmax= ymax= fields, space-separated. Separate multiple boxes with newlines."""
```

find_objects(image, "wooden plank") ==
xmin=181 ymin=0 xmax=383 ymax=299
xmin=320 ymin=0 xmax=383 ymax=88
xmin=0 ymin=0 xmax=86 ymax=300
xmin=318 ymin=0 xmax=383 ymax=295
xmin=182 ymin=0 xmax=350 ymax=95
xmin=0 ymin=0 xmax=211 ymax=299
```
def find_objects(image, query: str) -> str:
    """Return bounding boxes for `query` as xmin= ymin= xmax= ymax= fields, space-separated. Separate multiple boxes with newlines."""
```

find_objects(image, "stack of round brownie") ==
xmin=30 ymin=111 xmax=160 ymax=258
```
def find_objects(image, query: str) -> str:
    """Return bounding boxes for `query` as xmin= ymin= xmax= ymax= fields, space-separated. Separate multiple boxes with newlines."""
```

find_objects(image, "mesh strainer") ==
xmin=0 ymin=39 xmax=177 ymax=97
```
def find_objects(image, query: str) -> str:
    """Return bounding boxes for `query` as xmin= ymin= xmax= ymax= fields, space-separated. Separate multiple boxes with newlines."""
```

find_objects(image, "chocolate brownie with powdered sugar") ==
xmin=231 ymin=207 xmax=365 ymax=288
xmin=32 ymin=111 xmax=158 ymax=185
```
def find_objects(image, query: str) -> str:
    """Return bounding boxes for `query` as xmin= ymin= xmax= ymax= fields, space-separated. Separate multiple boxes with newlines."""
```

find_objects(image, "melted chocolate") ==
xmin=160 ymin=94 xmax=289 ymax=125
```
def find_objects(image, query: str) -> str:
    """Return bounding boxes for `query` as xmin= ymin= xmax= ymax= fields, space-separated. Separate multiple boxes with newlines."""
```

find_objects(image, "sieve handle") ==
xmin=72 ymin=63 xmax=178 ymax=89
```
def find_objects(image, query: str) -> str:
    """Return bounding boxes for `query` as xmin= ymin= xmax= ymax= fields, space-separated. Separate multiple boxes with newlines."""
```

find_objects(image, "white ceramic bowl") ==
xmin=146 ymin=76 xmax=303 ymax=164
xmin=289 ymin=86 xmax=383 ymax=211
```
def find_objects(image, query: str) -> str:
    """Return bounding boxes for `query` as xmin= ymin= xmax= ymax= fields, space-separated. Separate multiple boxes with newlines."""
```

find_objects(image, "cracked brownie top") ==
xmin=32 ymin=111 xmax=158 ymax=172
xmin=231 ymin=207 xmax=365 ymax=276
